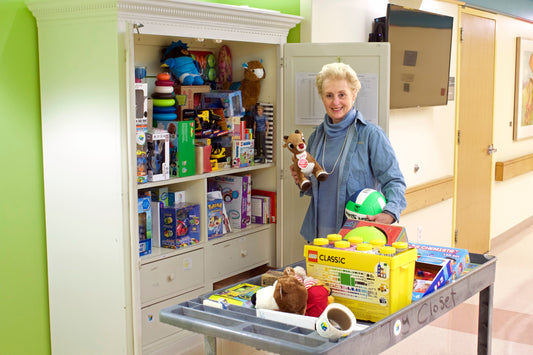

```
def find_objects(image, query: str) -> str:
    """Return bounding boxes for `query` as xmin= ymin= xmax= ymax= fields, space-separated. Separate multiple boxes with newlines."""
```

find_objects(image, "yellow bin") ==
xmin=304 ymin=244 xmax=417 ymax=322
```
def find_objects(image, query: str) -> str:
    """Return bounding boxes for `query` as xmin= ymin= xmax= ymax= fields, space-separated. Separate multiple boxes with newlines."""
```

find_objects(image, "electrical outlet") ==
xmin=417 ymin=226 xmax=423 ymax=242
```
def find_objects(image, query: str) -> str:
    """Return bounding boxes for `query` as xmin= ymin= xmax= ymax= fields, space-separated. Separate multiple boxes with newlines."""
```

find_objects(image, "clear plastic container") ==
xmin=369 ymin=238 xmax=386 ymax=252
xmin=327 ymin=234 xmax=343 ymax=247
xmin=379 ymin=246 xmax=397 ymax=256
xmin=334 ymin=240 xmax=351 ymax=250
xmin=392 ymin=241 xmax=408 ymax=253
xmin=313 ymin=237 xmax=330 ymax=247
xmin=356 ymin=243 xmax=374 ymax=253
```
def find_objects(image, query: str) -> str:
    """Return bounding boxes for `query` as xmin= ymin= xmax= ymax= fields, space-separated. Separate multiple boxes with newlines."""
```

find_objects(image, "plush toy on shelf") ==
xmin=161 ymin=40 xmax=204 ymax=86
xmin=283 ymin=130 xmax=328 ymax=191
xmin=252 ymin=267 xmax=308 ymax=315
xmin=229 ymin=60 xmax=265 ymax=112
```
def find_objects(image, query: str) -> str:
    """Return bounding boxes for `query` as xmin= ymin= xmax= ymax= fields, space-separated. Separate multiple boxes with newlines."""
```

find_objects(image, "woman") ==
xmin=292 ymin=62 xmax=406 ymax=242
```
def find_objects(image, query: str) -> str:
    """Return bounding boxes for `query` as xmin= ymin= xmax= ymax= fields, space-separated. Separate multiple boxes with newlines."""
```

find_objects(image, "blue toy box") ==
xmin=409 ymin=243 xmax=470 ymax=280
xmin=412 ymin=258 xmax=453 ymax=301
xmin=138 ymin=196 xmax=152 ymax=256
xmin=201 ymin=90 xmax=243 ymax=118
xmin=160 ymin=203 xmax=201 ymax=249
xmin=207 ymin=198 xmax=224 ymax=240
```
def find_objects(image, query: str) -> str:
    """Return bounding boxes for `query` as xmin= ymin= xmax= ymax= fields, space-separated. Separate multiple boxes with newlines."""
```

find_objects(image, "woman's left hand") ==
xmin=367 ymin=213 xmax=394 ymax=224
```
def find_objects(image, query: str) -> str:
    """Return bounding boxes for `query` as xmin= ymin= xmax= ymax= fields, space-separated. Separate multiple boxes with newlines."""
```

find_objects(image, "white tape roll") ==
xmin=315 ymin=303 xmax=357 ymax=341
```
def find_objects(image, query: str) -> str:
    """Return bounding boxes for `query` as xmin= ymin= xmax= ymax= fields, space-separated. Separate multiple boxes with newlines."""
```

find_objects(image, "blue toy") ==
xmin=161 ymin=40 xmax=204 ymax=86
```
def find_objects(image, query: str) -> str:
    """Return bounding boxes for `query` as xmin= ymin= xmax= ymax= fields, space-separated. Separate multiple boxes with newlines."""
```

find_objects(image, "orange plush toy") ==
xmin=283 ymin=130 xmax=328 ymax=191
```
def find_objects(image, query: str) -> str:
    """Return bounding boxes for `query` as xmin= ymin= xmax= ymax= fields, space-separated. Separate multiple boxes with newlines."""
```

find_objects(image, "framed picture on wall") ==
xmin=514 ymin=37 xmax=533 ymax=140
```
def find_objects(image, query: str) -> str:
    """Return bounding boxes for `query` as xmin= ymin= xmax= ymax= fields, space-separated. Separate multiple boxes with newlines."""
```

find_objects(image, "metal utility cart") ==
xmin=160 ymin=253 xmax=496 ymax=355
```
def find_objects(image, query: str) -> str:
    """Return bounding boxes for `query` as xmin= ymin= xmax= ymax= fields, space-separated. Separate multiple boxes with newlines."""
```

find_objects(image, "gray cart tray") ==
xmin=160 ymin=253 xmax=496 ymax=355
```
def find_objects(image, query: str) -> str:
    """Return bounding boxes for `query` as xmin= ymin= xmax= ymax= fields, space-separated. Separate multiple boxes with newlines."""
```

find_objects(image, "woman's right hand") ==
xmin=290 ymin=164 xmax=301 ymax=186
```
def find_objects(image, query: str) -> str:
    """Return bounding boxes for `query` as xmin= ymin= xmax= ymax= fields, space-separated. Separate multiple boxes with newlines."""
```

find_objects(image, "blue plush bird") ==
xmin=161 ymin=41 xmax=204 ymax=86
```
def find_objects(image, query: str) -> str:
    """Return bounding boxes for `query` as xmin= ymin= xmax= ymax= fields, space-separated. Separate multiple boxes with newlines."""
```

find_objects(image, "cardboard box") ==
xmin=251 ymin=195 xmax=270 ymax=224
xmin=138 ymin=196 xmax=152 ymax=256
xmin=232 ymin=139 xmax=254 ymax=168
xmin=304 ymin=244 xmax=417 ymax=322
xmin=260 ymin=270 xmax=284 ymax=286
xmin=146 ymin=129 xmax=170 ymax=182
xmin=160 ymin=203 xmax=201 ymax=249
xmin=412 ymin=259 xmax=453 ymax=301
xmin=168 ymin=190 xmax=186 ymax=207
xmin=150 ymin=201 xmax=161 ymax=248
xmin=201 ymin=90 xmax=243 ymax=118
xmin=207 ymin=198 xmax=224 ymax=240
xmin=338 ymin=219 xmax=408 ymax=245
xmin=175 ymin=85 xmax=211 ymax=119
xmin=153 ymin=120 xmax=181 ymax=178
xmin=251 ymin=189 xmax=276 ymax=223
xmin=409 ymin=242 xmax=470 ymax=280
xmin=209 ymin=175 xmax=249 ymax=229
xmin=177 ymin=120 xmax=196 ymax=177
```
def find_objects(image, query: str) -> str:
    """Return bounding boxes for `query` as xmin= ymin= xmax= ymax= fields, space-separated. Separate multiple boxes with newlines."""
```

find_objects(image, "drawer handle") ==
xmin=168 ymin=273 xmax=175 ymax=281
xmin=241 ymin=249 xmax=247 ymax=257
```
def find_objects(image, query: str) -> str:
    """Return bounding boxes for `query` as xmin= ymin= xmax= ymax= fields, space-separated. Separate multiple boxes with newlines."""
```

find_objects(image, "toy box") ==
xmin=168 ymin=190 xmax=186 ymax=207
xmin=304 ymin=244 xmax=417 ymax=322
xmin=175 ymin=85 xmax=211 ymax=120
xmin=146 ymin=129 xmax=170 ymax=182
xmin=338 ymin=219 xmax=408 ymax=245
xmin=209 ymin=175 xmax=249 ymax=229
xmin=207 ymin=198 xmax=224 ymax=240
xmin=232 ymin=139 xmax=254 ymax=168
xmin=201 ymin=90 xmax=243 ymax=118
xmin=150 ymin=187 xmax=169 ymax=207
xmin=138 ymin=196 xmax=152 ymax=256
xmin=160 ymin=203 xmax=201 ymax=249
xmin=412 ymin=258 xmax=453 ymax=301
xmin=153 ymin=120 xmax=180 ymax=178
xmin=409 ymin=242 xmax=470 ymax=280
xmin=177 ymin=120 xmax=196 ymax=177
xmin=136 ymin=123 xmax=148 ymax=184
xmin=150 ymin=201 xmax=161 ymax=248
xmin=251 ymin=195 xmax=270 ymax=224
xmin=207 ymin=283 xmax=261 ymax=308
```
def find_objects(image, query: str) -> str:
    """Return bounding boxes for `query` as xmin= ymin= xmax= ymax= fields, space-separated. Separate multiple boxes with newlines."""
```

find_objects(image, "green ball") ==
xmin=344 ymin=226 xmax=387 ymax=243
xmin=207 ymin=54 xmax=216 ymax=67
xmin=207 ymin=68 xmax=216 ymax=81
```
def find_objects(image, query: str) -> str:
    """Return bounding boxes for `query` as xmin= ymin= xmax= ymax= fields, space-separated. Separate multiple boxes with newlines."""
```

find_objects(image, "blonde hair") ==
xmin=316 ymin=62 xmax=361 ymax=96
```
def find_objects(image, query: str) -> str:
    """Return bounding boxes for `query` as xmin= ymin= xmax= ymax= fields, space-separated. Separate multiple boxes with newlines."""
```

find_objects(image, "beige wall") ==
xmin=301 ymin=0 xmax=533 ymax=246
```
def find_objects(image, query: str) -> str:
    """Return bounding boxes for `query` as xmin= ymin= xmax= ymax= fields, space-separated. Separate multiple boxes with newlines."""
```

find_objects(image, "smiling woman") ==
xmin=291 ymin=62 xmax=407 ymax=242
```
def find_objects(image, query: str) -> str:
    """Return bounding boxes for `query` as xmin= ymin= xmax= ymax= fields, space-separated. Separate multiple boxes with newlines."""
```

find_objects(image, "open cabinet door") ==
xmin=280 ymin=42 xmax=390 ymax=266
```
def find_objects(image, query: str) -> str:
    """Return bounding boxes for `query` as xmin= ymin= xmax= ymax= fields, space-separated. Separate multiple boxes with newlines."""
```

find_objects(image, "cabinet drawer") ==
xmin=141 ymin=288 xmax=205 ymax=347
xmin=207 ymin=228 xmax=272 ymax=280
xmin=140 ymin=249 xmax=204 ymax=305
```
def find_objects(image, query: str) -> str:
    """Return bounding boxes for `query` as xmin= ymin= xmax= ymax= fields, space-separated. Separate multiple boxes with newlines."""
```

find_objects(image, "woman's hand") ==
xmin=289 ymin=164 xmax=301 ymax=186
xmin=367 ymin=212 xmax=394 ymax=224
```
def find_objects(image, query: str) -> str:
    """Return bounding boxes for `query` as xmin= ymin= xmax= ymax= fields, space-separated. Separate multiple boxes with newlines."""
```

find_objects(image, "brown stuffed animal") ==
xmin=240 ymin=60 xmax=265 ymax=111
xmin=283 ymin=130 xmax=328 ymax=191
xmin=273 ymin=267 xmax=308 ymax=315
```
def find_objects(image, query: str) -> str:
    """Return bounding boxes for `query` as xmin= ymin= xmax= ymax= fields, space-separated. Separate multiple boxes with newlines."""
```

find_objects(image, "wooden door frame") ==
xmin=452 ymin=7 xmax=497 ymax=250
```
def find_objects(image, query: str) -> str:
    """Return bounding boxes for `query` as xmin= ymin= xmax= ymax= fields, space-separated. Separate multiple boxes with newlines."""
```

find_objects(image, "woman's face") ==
xmin=321 ymin=78 xmax=357 ymax=124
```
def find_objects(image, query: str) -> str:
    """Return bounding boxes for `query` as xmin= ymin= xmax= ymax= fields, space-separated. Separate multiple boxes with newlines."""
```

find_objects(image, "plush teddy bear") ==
xmin=161 ymin=40 xmax=204 ymax=86
xmin=293 ymin=266 xmax=334 ymax=317
xmin=252 ymin=267 xmax=308 ymax=315
xmin=283 ymin=130 xmax=328 ymax=191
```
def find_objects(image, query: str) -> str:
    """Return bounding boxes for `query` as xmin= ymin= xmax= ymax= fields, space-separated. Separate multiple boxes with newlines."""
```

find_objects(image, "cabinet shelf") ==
xmin=137 ymin=162 xmax=275 ymax=190
xmin=140 ymin=223 xmax=273 ymax=265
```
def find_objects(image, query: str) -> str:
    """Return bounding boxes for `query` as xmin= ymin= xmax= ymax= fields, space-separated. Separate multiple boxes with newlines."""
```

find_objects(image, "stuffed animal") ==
xmin=283 ymin=130 xmax=328 ymax=191
xmin=229 ymin=60 xmax=265 ymax=112
xmin=161 ymin=40 xmax=204 ymax=86
xmin=293 ymin=266 xmax=334 ymax=317
xmin=252 ymin=267 xmax=308 ymax=315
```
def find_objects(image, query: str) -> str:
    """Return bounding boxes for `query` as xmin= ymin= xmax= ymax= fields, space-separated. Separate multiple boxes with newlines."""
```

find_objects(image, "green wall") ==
xmin=0 ymin=1 xmax=298 ymax=354
xmin=0 ymin=1 xmax=50 ymax=354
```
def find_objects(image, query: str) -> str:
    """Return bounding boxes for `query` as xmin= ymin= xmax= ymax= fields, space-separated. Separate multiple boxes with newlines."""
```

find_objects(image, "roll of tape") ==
xmin=315 ymin=303 xmax=357 ymax=341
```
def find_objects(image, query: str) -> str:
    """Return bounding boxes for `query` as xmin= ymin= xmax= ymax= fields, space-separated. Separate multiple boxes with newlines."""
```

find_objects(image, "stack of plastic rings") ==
xmin=152 ymin=72 xmax=178 ymax=121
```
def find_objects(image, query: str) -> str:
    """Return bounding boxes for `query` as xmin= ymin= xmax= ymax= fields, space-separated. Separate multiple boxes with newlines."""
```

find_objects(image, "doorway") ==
xmin=454 ymin=9 xmax=496 ymax=253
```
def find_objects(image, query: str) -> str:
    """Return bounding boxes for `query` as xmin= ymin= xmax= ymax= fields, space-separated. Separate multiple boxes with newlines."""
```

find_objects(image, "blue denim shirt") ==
xmin=299 ymin=110 xmax=407 ymax=242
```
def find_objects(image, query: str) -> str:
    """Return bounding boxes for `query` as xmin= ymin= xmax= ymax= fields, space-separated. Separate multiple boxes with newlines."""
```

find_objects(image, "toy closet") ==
xmin=28 ymin=0 xmax=301 ymax=353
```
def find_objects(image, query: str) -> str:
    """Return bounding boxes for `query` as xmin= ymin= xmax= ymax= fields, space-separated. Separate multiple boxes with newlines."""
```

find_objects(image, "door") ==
xmin=280 ymin=42 xmax=390 ymax=265
xmin=454 ymin=10 xmax=496 ymax=253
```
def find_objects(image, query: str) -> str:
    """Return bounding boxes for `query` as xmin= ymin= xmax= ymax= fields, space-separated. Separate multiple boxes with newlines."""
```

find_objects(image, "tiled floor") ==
xmin=181 ymin=221 xmax=533 ymax=354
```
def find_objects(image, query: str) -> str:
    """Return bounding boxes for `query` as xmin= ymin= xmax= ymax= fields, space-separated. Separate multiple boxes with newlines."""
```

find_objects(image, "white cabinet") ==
xmin=28 ymin=0 xmax=301 ymax=354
